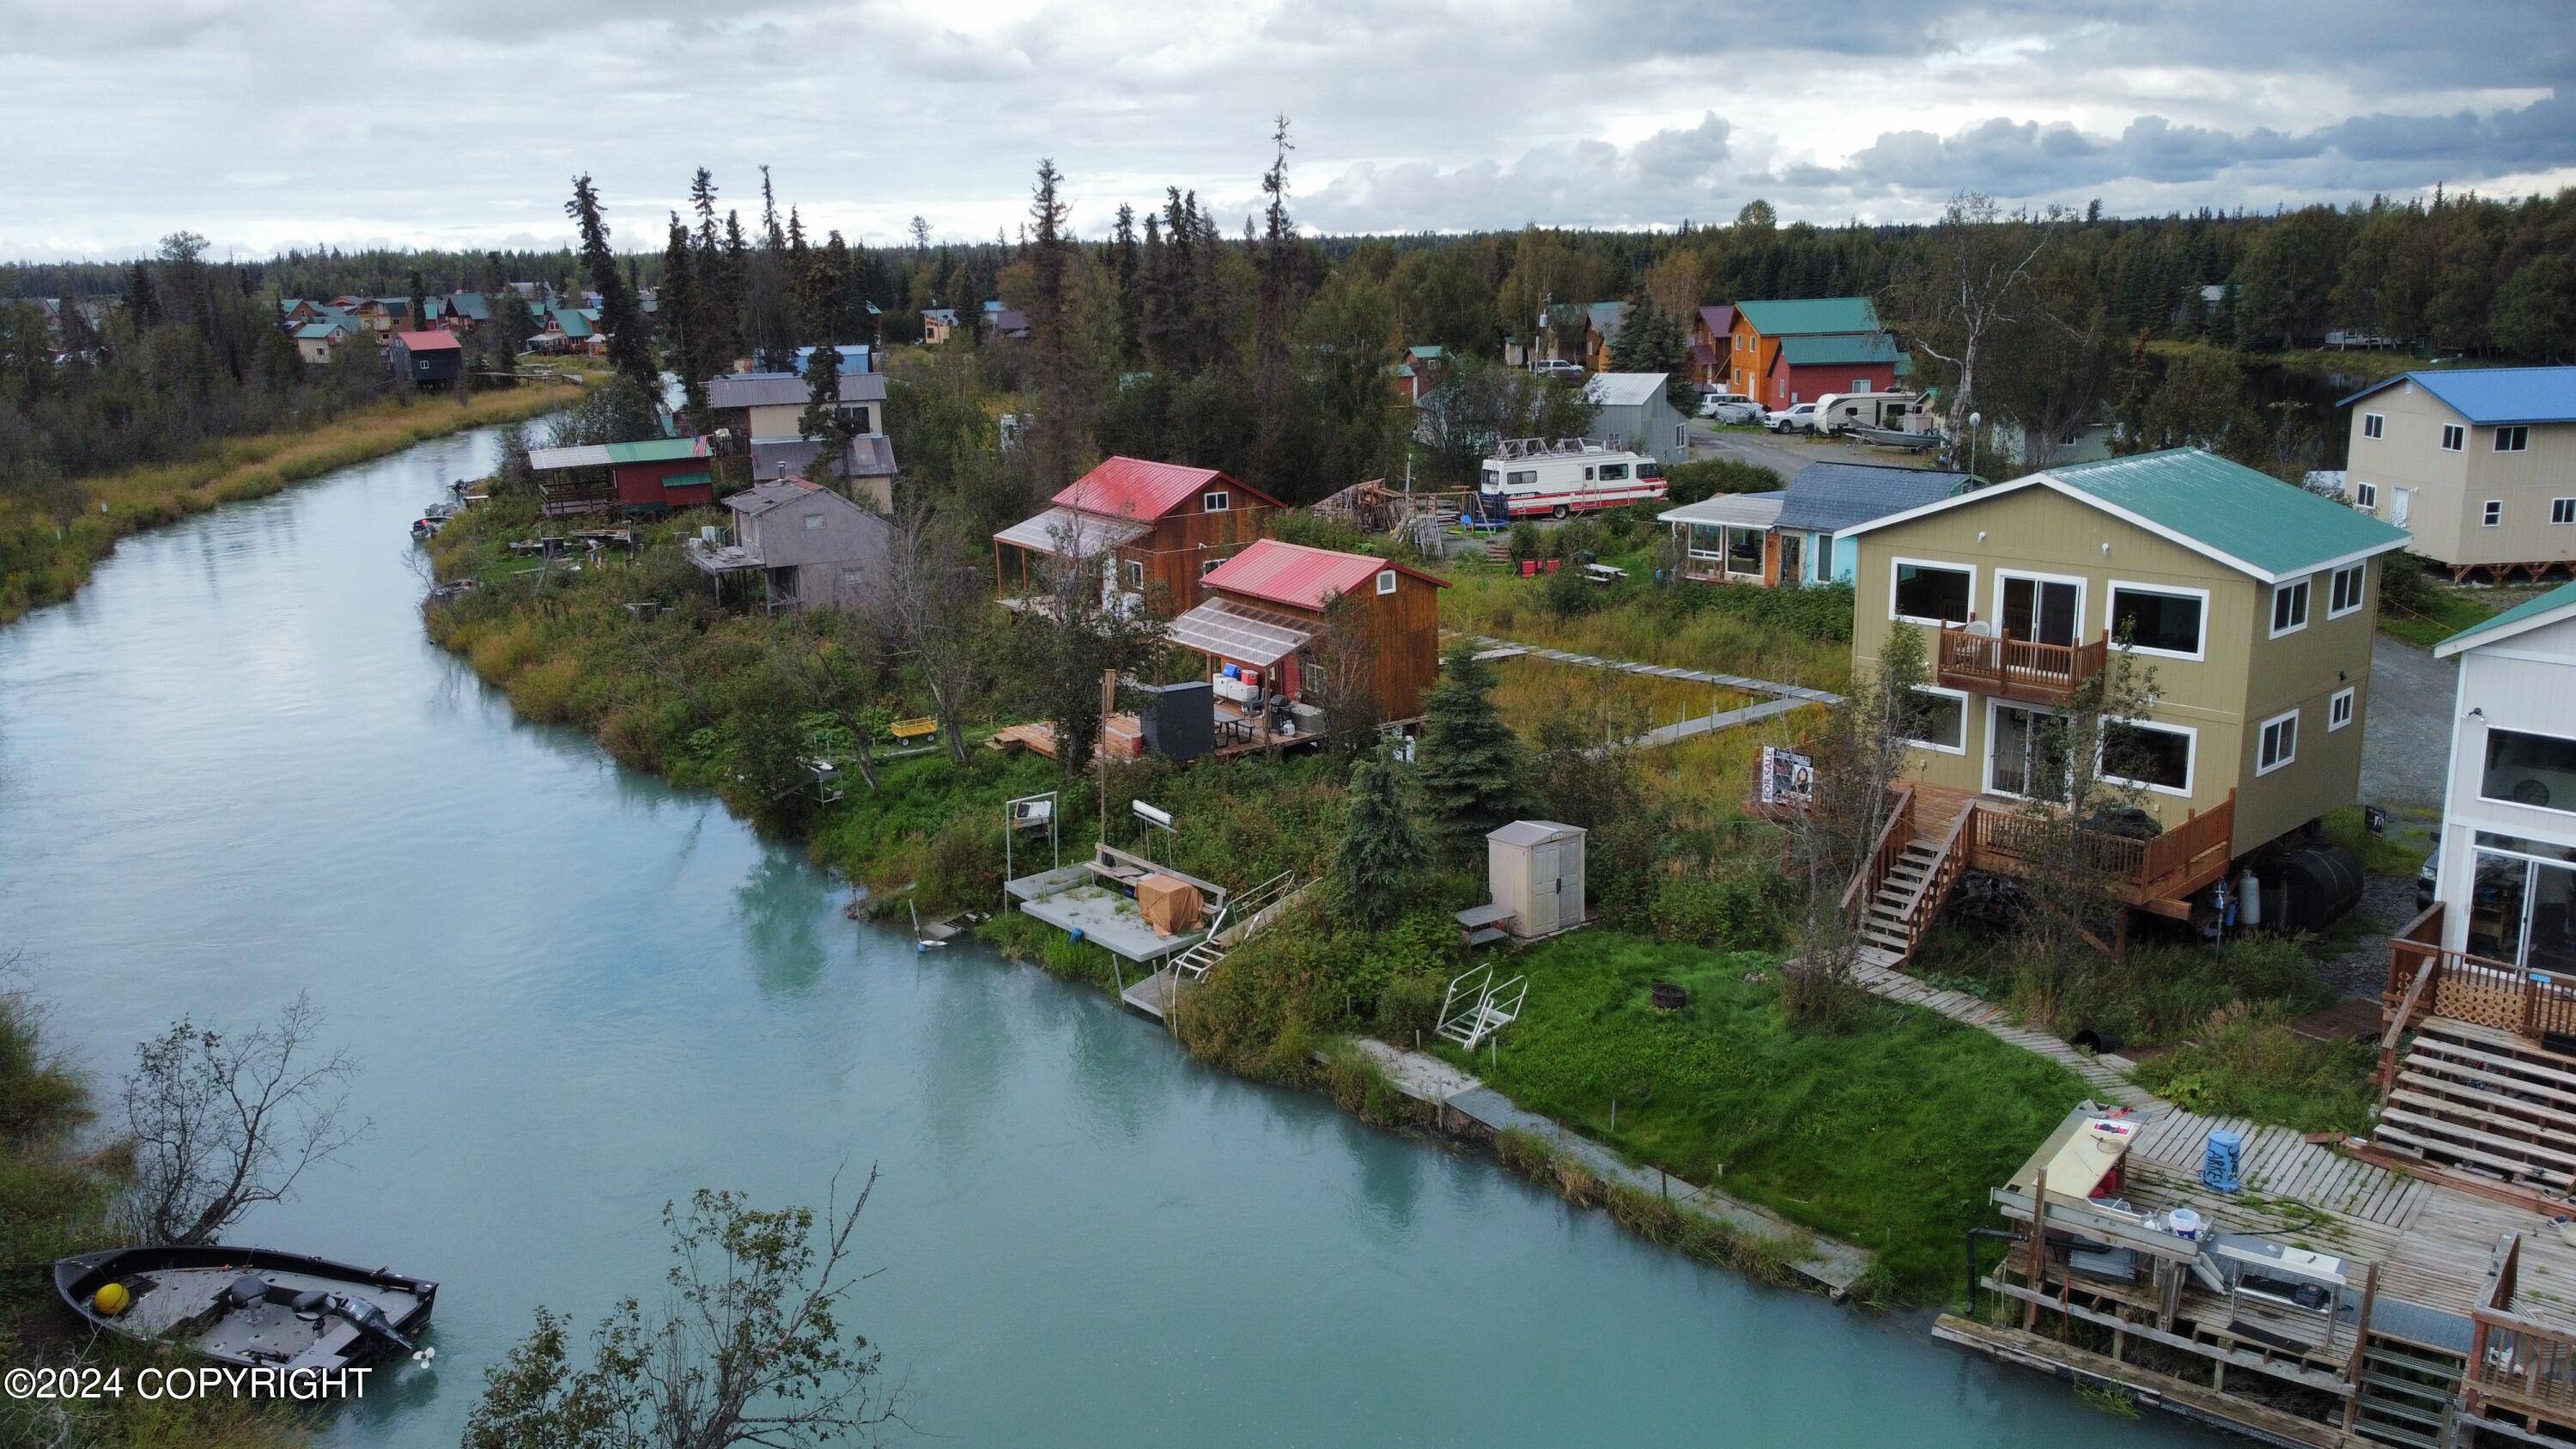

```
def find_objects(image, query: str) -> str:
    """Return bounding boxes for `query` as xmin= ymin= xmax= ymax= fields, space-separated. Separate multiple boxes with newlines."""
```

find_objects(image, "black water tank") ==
xmin=1134 ymin=680 xmax=1215 ymax=763
xmin=2270 ymin=843 xmax=2365 ymax=934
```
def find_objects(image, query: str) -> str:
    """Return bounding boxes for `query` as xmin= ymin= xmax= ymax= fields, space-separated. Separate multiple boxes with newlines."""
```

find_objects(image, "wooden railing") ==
xmin=1840 ymin=784 xmax=1916 ymax=923
xmin=2467 ymin=1233 xmax=2576 ymax=1429
xmin=1965 ymin=790 xmax=2234 ymax=905
xmin=2385 ymin=900 xmax=2576 ymax=1050
xmin=1936 ymin=625 xmax=2111 ymax=705
xmin=1899 ymin=806 xmax=1973 ymax=951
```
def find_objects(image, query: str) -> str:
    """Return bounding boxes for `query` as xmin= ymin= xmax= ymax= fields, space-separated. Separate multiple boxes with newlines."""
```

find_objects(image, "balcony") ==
xmin=1936 ymin=625 xmax=2109 ymax=706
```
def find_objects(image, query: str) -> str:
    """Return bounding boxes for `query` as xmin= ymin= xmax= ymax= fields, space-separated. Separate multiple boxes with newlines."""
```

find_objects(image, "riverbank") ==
xmin=0 ymin=381 xmax=578 ymax=625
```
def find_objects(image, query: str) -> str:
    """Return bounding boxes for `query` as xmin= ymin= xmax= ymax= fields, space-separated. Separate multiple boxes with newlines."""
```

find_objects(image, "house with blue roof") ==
xmin=1832 ymin=447 xmax=2410 ymax=930
xmin=2339 ymin=366 xmax=2576 ymax=581
xmin=1658 ymin=460 xmax=1978 ymax=589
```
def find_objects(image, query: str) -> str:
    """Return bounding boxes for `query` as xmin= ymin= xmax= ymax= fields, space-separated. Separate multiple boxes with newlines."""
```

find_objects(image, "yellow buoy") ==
xmin=93 ymin=1282 xmax=133 ymax=1317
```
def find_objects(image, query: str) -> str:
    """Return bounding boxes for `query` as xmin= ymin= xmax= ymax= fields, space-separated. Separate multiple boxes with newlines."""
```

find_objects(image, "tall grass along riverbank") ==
xmin=0 ymin=381 xmax=577 ymax=625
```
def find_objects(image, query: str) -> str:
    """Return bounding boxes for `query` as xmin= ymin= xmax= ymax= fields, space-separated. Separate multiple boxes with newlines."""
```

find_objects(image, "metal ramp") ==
xmin=1437 ymin=963 xmax=1528 ymax=1051
xmin=1171 ymin=871 xmax=1294 ymax=983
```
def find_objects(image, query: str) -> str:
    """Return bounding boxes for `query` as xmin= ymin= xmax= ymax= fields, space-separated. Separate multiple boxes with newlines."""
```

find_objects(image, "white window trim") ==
xmin=1900 ymin=685 xmax=1971 ymax=757
xmin=2556 ymin=498 xmax=2576 ymax=526
xmin=1375 ymin=569 xmax=1397 ymax=595
xmin=2483 ymin=500 xmax=2505 ymax=527
xmin=2326 ymin=562 xmax=2367 ymax=621
xmin=2496 ymin=426 xmax=2530 ymax=453
xmin=2476 ymin=724 xmax=2576 ymax=819
xmin=2442 ymin=424 xmax=2465 ymax=452
xmin=1889 ymin=555 xmax=1977 ymax=627
xmin=2257 ymin=707 xmax=2300 ymax=776
xmin=1993 ymin=569 xmax=2090 ymax=642
xmin=2354 ymin=480 xmax=2379 ymax=509
xmin=2099 ymin=715 xmax=2196 ymax=799
xmin=2362 ymin=411 xmax=2385 ymax=440
xmin=2329 ymin=686 xmax=2355 ymax=732
xmin=1201 ymin=490 xmax=1231 ymax=513
xmin=1123 ymin=558 xmax=1145 ymax=588
xmin=1722 ymin=525 xmax=1767 ymax=578
xmin=2268 ymin=576 xmax=2312 ymax=639
xmin=1982 ymin=699 xmax=2061 ymax=800
xmin=2106 ymin=579 xmax=2209 ymax=662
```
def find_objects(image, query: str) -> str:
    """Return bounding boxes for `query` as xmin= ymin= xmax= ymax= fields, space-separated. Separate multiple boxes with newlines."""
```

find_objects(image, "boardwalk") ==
xmin=1468 ymin=638 xmax=1844 ymax=707
xmin=1849 ymin=951 xmax=2429 ymax=1231
xmin=1343 ymin=1038 xmax=1876 ymax=1297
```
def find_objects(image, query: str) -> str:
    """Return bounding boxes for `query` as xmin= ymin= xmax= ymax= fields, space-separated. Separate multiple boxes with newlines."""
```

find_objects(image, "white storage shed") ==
xmin=1487 ymin=819 xmax=1586 ymax=939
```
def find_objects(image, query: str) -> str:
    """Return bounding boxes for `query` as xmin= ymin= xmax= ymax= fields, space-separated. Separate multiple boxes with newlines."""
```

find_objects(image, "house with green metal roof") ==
xmin=1839 ymin=447 xmax=2411 ymax=907
xmin=1725 ymin=296 xmax=1896 ymax=409
xmin=2419 ymin=575 xmax=2576 ymax=974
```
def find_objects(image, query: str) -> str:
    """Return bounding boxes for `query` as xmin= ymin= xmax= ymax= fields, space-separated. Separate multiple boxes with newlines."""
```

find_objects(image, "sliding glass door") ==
xmin=2467 ymin=833 xmax=2576 ymax=975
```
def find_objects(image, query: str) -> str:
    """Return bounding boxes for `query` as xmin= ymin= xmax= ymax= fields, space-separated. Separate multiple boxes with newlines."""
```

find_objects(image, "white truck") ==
xmin=1472 ymin=438 xmax=1668 ymax=521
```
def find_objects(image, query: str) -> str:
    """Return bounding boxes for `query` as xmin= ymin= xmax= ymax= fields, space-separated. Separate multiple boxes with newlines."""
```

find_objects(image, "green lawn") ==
xmin=1437 ymin=933 xmax=2088 ymax=1302
xmin=2379 ymin=588 xmax=2502 ymax=648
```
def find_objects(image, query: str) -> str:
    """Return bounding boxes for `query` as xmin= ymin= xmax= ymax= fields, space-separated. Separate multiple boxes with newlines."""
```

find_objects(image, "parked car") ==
xmin=1695 ymin=391 xmax=1759 ymax=417
xmin=1706 ymin=400 xmax=1769 ymax=425
xmin=1530 ymin=359 xmax=1584 ymax=380
xmin=1769 ymin=402 xmax=1820 ymax=434
xmin=2419 ymin=845 xmax=2439 ymax=912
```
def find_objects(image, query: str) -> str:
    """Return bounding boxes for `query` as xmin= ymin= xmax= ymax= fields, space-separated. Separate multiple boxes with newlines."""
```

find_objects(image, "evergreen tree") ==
xmin=1109 ymin=204 xmax=1142 ymax=368
xmin=1418 ymin=643 xmax=1537 ymax=866
xmin=1250 ymin=115 xmax=1299 ymax=491
xmin=1334 ymin=739 xmax=1426 ymax=930
xmin=1022 ymin=158 xmax=1092 ymax=495
xmin=563 ymin=174 xmax=656 ymax=395
xmin=662 ymin=215 xmax=711 ymax=426
xmin=406 ymin=269 xmax=428 ymax=335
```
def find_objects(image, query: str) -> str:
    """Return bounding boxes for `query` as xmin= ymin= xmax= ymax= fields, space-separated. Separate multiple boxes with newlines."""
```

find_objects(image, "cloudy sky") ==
xmin=6 ymin=0 xmax=2572 ymax=261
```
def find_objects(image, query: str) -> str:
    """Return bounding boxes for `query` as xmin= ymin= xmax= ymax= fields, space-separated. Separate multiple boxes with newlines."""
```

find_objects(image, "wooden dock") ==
xmin=1120 ymin=965 xmax=1180 ymax=1021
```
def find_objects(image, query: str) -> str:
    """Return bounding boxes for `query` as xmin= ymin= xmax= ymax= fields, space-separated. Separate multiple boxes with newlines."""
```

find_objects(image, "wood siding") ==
xmin=1851 ymin=484 xmax=2378 ymax=849
xmin=2347 ymin=383 xmax=2576 ymax=568
xmin=1204 ymin=568 xmax=1441 ymax=723
xmin=1119 ymin=501 xmax=1276 ymax=615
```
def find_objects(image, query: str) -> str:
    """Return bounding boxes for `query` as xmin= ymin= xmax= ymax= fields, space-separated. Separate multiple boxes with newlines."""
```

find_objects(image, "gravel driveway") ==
xmin=2363 ymin=634 xmax=2457 ymax=813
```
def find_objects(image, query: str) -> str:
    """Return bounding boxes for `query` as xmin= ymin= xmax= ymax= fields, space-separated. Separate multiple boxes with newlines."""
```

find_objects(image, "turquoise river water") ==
xmin=0 ymin=426 xmax=2215 ymax=1445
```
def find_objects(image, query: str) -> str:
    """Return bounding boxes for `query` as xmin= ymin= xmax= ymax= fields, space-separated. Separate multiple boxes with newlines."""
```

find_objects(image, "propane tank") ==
xmin=2237 ymin=867 xmax=2263 ymax=928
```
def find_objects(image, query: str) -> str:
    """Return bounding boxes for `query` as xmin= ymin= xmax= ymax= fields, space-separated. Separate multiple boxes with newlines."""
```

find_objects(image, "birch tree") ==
xmin=1886 ymin=192 xmax=2063 ymax=453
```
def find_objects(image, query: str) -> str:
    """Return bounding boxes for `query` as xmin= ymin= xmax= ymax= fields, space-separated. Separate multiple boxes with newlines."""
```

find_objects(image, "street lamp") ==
xmin=1967 ymin=411 xmax=1983 ymax=478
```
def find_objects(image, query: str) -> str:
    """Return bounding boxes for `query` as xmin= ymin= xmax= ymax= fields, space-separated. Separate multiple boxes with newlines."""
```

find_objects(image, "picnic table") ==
xmin=1583 ymin=562 xmax=1627 ymax=585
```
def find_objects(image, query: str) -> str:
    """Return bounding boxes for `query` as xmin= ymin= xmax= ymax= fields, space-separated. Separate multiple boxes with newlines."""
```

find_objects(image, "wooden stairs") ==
xmin=1847 ymin=785 xmax=1973 ymax=970
xmin=1859 ymin=839 xmax=1948 ymax=959
xmin=2372 ymin=1017 xmax=2576 ymax=1199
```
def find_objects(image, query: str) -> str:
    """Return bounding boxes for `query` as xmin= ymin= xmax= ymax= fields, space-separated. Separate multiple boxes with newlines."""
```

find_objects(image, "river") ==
xmin=0 ymin=426 xmax=2212 ymax=1446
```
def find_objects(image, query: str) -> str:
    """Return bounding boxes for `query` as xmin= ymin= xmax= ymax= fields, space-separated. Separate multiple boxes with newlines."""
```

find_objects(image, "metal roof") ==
xmin=1697 ymin=304 xmax=1736 ymax=338
xmin=1657 ymin=492 xmax=1784 ymax=528
xmin=1840 ymin=447 xmax=2412 ymax=584
xmin=1488 ymin=819 xmax=1581 ymax=847
xmin=1583 ymin=372 xmax=1671 ymax=408
xmin=552 ymin=308 xmax=593 ymax=338
xmin=750 ymin=435 xmax=899 ymax=482
xmin=1733 ymin=296 xmax=1880 ymax=338
xmin=993 ymin=506 xmax=1149 ymax=557
xmin=2337 ymin=367 xmax=2576 ymax=426
xmin=706 ymin=371 xmax=890 ymax=411
xmin=526 ymin=436 xmax=712 ymax=472
xmin=391 ymin=329 xmax=460 ymax=351
xmin=1051 ymin=456 xmax=1280 ymax=521
xmin=1167 ymin=598 xmax=1314 ymax=667
xmin=2436 ymin=578 xmax=2576 ymax=658
xmin=1776 ymin=332 xmax=1901 ymax=367
xmin=1199 ymin=539 xmax=1445 ymax=612
xmin=1772 ymin=462 xmax=1977 ymax=533
xmin=446 ymin=292 xmax=492 ymax=320
xmin=723 ymin=478 xmax=836 ymax=516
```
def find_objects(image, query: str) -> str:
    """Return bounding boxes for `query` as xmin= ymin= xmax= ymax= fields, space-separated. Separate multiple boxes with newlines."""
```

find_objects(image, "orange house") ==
xmin=1727 ymin=296 xmax=1885 ymax=405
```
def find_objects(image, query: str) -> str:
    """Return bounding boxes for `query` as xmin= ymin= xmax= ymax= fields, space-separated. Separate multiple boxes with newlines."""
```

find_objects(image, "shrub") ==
xmin=1507 ymin=521 xmax=1543 ymax=562
xmin=1650 ymin=873 xmax=1778 ymax=950
xmin=1660 ymin=458 xmax=1780 ymax=506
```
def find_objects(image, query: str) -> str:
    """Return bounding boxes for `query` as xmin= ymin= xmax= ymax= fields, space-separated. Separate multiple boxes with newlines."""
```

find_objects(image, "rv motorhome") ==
xmin=1473 ymin=438 xmax=1668 ymax=522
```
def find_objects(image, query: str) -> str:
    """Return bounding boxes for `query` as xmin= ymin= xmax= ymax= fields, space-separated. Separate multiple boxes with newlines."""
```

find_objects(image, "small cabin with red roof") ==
xmin=992 ymin=456 xmax=1285 ymax=615
xmin=1169 ymin=539 xmax=1449 ymax=737
xmin=388 ymin=329 xmax=462 ymax=387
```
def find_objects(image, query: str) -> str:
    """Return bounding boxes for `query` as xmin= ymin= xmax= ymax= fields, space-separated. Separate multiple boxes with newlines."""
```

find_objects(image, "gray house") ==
xmin=1583 ymin=372 xmax=1690 ymax=465
xmin=686 ymin=478 xmax=894 ymax=613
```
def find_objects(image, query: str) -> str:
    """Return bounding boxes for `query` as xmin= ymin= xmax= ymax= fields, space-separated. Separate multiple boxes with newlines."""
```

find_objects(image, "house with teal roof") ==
xmin=1837 ymin=447 xmax=2411 ymax=925
xmin=1726 ymin=295 xmax=1899 ymax=409
xmin=2421 ymin=578 xmax=2576 ymax=974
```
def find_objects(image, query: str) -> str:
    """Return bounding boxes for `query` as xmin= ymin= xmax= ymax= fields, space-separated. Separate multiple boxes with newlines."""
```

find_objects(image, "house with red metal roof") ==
xmin=1167 ymin=539 xmax=1449 ymax=737
xmin=388 ymin=329 xmax=462 ymax=387
xmin=991 ymin=456 xmax=1285 ymax=615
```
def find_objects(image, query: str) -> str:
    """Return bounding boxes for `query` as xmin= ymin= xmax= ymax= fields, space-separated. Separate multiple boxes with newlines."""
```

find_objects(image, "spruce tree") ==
xmin=1335 ymin=738 xmax=1426 ymax=929
xmin=563 ymin=174 xmax=656 ymax=395
xmin=1418 ymin=643 xmax=1537 ymax=866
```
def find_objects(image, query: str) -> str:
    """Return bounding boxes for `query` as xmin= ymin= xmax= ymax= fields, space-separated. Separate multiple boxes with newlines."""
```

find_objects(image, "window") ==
xmin=1200 ymin=557 xmax=1224 ymax=576
xmin=2558 ymin=500 xmax=2576 ymax=526
xmin=1122 ymin=558 xmax=1144 ymax=589
xmin=2484 ymin=500 xmax=2505 ymax=527
xmin=2269 ymin=577 xmax=2310 ymax=636
xmin=2103 ymin=719 xmax=2194 ymax=795
xmin=1507 ymin=470 xmax=1535 ymax=487
xmin=1201 ymin=490 xmax=1230 ymax=513
xmin=1891 ymin=559 xmax=1973 ymax=624
xmin=2329 ymin=686 xmax=2355 ymax=732
xmin=1376 ymin=569 xmax=1397 ymax=595
xmin=2108 ymin=583 xmax=2206 ymax=659
xmin=1852 ymin=379 xmax=1872 ymax=393
xmin=1898 ymin=686 xmax=1967 ymax=754
xmin=2482 ymin=728 xmax=2576 ymax=814
xmin=2363 ymin=412 xmax=2385 ymax=440
xmin=1674 ymin=423 xmax=1686 ymax=449
xmin=2442 ymin=423 xmax=2465 ymax=451
xmin=2257 ymin=709 xmax=2300 ymax=775
xmin=2497 ymin=425 xmax=2530 ymax=452
xmin=2328 ymin=563 xmax=2366 ymax=618
xmin=1724 ymin=527 xmax=1765 ymax=575
xmin=1600 ymin=463 xmax=1629 ymax=481
xmin=802 ymin=511 xmax=823 ymax=531
xmin=2355 ymin=481 xmax=2379 ymax=509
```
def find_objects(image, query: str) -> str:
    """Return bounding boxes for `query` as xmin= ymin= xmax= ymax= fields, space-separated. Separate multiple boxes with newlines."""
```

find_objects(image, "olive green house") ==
xmin=1838 ymin=448 xmax=2410 ymax=935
